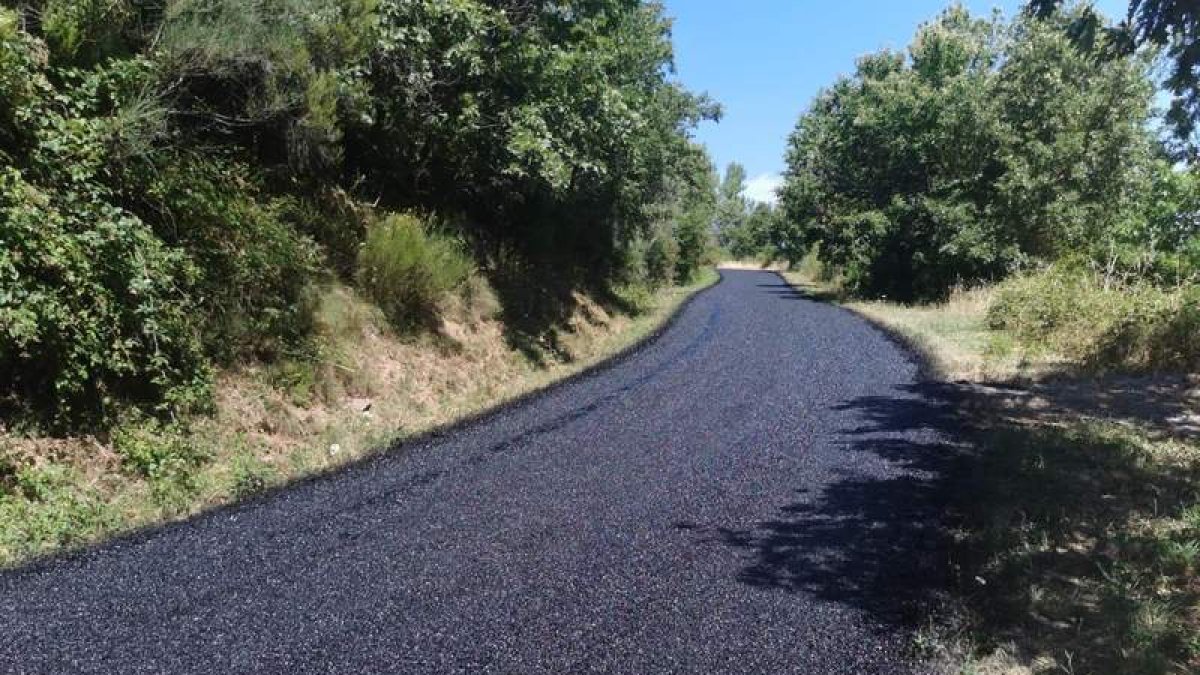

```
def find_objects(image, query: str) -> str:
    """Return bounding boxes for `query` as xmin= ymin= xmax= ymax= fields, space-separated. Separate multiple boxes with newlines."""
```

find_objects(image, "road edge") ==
xmin=770 ymin=270 xmax=945 ymax=384
xmin=4 ymin=270 xmax=726 ymax=575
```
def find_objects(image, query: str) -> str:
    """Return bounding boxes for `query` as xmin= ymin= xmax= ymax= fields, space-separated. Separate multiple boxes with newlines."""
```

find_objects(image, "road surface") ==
xmin=1 ymin=269 xmax=956 ymax=674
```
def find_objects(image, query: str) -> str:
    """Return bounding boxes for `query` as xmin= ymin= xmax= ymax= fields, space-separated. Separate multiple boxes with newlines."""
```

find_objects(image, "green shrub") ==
xmin=157 ymin=0 xmax=375 ymax=173
xmin=112 ymin=416 xmax=210 ymax=508
xmin=40 ymin=0 xmax=140 ymax=66
xmin=0 ymin=167 xmax=211 ymax=428
xmin=1092 ymin=284 xmax=1200 ymax=372
xmin=279 ymin=190 xmax=367 ymax=280
xmin=988 ymin=267 xmax=1200 ymax=372
xmin=0 ymin=11 xmax=41 ymax=156
xmin=229 ymin=452 xmax=278 ymax=499
xmin=356 ymin=213 xmax=473 ymax=330
xmin=112 ymin=417 xmax=208 ymax=481
xmin=644 ymin=235 xmax=678 ymax=287
xmin=134 ymin=157 xmax=324 ymax=361
xmin=674 ymin=213 xmax=711 ymax=283
xmin=0 ymin=463 xmax=116 ymax=563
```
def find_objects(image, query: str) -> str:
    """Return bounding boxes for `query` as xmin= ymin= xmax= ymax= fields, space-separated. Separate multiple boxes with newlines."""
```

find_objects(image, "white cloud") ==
xmin=743 ymin=173 xmax=784 ymax=205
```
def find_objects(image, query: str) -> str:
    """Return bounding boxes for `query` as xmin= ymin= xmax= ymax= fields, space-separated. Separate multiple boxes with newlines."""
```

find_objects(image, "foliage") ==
xmin=643 ymin=231 xmax=679 ymax=287
xmin=1028 ymin=0 xmax=1200 ymax=159
xmin=1104 ymin=163 xmax=1200 ymax=284
xmin=777 ymin=6 xmax=1160 ymax=301
xmin=155 ymin=0 xmax=377 ymax=175
xmin=356 ymin=213 xmax=473 ymax=330
xmin=0 ymin=0 xmax=715 ymax=431
xmin=354 ymin=0 xmax=719 ymax=276
xmin=129 ymin=156 xmax=325 ymax=361
xmin=714 ymin=162 xmax=748 ymax=248
xmin=664 ymin=144 xmax=719 ymax=283
xmin=674 ymin=210 xmax=713 ymax=283
xmin=0 ymin=33 xmax=211 ymax=427
xmin=0 ymin=461 xmax=117 ymax=562
xmin=988 ymin=265 xmax=1200 ymax=372
xmin=725 ymin=203 xmax=784 ymax=261
xmin=112 ymin=415 xmax=210 ymax=508
xmin=0 ymin=168 xmax=210 ymax=428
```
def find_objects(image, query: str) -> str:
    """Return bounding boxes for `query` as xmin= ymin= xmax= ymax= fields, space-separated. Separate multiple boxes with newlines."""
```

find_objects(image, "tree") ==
xmin=1028 ymin=0 xmax=1200 ymax=159
xmin=780 ymin=8 xmax=1007 ymax=300
xmin=356 ymin=0 xmax=720 ymax=277
xmin=776 ymin=6 xmax=1159 ymax=301
xmin=714 ymin=162 xmax=749 ymax=252
xmin=0 ymin=0 xmax=721 ymax=427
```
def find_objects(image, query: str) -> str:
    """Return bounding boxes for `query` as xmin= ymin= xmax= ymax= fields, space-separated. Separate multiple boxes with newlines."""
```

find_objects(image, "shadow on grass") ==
xmin=951 ymin=412 xmax=1200 ymax=674
xmin=968 ymin=374 xmax=1200 ymax=441
xmin=487 ymin=257 xmax=701 ymax=365
xmin=486 ymin=262 xmax=614 ymax=365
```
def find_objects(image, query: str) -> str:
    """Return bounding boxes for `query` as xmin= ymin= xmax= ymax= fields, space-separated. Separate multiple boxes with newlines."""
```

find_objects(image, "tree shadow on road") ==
xmin=706 ymin=375 xmax=1200 ymax=672
xmin=708 ymin=382 xmax=969 ymax=630
xmin=753 ymin=282 xmax=808 ymax=300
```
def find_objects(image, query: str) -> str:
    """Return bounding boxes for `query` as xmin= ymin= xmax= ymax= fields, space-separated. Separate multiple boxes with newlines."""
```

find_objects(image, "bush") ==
xmin=988 ymin=267 xmax=1200 ymax=372
xmin=0 ymin=167 xmax=210 ymax=429
xmin=39 ymin=0 xmax=140 ymax=66
xmin=674 ymin=214 xmax=712 ymax=283
xmin=0 ymin=22 xmax=318 ymax=425
xmin=644 ymin=234 xmax=678 ymax=287
xmin=112 ymin=415 xmax=210 ymax=509
xmin=0 ymin=462 xmax=116 ymax=562
xmin=133 ymin=157 xmax=324 ymax=361
xmin=112 ymin=417 xmax=207 ymax=481
xmin=356 ymin=213 xmax=473 ymax=330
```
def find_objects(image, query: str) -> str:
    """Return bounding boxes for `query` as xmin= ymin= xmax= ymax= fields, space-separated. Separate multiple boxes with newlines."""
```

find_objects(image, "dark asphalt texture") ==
xmin=1 ymin=270 xmax=957 ymax=674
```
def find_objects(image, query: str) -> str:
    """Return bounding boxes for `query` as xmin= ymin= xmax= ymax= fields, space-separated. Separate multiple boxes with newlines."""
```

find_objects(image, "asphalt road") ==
xmin=1 ymin=269 xmax=956 ymax=674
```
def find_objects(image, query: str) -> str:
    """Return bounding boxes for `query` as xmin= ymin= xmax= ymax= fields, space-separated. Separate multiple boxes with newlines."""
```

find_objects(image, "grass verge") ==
xmin=780 ymin=268 xmax=1200 ymax=674
xmin=781 ymin=272 xmax=1060 ymax=382
xmin=0 ymin=269 xmax=719 ymax=568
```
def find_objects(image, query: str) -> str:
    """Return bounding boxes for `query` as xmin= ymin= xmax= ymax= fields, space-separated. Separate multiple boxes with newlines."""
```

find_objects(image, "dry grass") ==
xmin=781 ymin=271 xmax=1065 ymax=383
xmin=0 ymin=270 xmax=718 ymax=567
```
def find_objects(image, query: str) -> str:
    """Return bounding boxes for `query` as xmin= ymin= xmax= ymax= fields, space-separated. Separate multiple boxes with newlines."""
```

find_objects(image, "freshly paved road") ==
xmin=1 ymin=270 xmax=956 ymax=674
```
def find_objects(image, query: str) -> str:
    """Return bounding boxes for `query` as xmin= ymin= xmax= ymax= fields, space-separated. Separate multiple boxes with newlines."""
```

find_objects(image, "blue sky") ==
xmin=662 ymin=0 xmax=1129 ymax=202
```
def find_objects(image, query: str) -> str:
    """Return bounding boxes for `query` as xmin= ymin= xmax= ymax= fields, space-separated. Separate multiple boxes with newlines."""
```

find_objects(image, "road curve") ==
xmin=1 ymin=270 xmax=956 ymax=674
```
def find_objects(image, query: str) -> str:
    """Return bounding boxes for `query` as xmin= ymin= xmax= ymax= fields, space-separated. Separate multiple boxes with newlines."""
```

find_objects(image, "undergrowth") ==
xmin=989 ymin=267 xmax=1200 ymax=374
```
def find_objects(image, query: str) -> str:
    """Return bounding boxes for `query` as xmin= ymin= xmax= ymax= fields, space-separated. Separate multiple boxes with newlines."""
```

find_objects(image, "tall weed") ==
xmin=356 ymin=213 xmax=473 ymax=330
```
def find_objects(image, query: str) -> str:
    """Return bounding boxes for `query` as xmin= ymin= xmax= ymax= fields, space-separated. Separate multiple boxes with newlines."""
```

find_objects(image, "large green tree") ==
xmin=354 ymin=0 xmax=719 ymax=276
xmin=1029 ymin=0 xmax=1200 ymax=159
xmin=778 ymin=6 xmax=1159 ymax=301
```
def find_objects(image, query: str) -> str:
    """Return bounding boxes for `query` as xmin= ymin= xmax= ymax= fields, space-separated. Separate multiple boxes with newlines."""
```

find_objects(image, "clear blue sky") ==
xmin=662 ymin=0 xmax=1129 ymax=201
